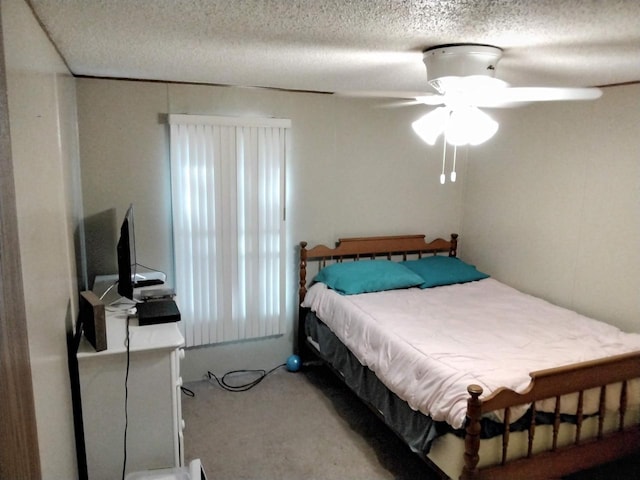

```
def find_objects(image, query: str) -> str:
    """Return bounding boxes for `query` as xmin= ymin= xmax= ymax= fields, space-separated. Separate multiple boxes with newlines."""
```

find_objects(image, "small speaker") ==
xmin=79 ymin=291 xmax=107 ymax=351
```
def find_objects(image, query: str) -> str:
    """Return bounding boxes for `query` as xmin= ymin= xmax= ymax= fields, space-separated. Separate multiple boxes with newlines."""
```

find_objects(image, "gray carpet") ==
xmin=182 ymin=365 xmax=437 ymax=479
xmin=181 ymin=365 xmax=640 ymax=480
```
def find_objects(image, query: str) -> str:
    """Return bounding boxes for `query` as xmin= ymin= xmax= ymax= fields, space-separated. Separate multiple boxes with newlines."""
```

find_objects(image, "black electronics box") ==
xmin=137 ymin=299 xmax=181 ymax=326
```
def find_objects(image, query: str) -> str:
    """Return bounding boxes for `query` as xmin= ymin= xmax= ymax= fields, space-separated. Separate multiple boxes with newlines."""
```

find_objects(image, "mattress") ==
xmin=302 ymin=278 xmax=640 ymax=429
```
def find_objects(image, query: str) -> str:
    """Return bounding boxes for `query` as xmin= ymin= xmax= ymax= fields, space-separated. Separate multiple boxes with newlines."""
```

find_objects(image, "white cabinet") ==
xmin=77 ymin=308 xmax=185 ymax=480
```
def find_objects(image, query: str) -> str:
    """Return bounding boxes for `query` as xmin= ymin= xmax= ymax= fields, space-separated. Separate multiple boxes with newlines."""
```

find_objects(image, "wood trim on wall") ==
xmin=0 ymin=6 xmax=42 ymax=478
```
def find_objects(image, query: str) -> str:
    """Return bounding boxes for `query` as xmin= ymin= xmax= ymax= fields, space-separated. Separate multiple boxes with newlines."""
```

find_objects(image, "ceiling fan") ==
xmin=375 ymin=44 xmax=603 ymax=183
xmin=360 ymin=44 xmax=603 ymax=146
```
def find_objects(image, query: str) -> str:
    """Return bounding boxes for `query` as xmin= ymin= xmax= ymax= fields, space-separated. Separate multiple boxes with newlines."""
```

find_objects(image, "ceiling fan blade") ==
xmin=375 ymin=99 xmax=426 ymax=108
xmin=415 ymin=94 xmax=446 ymax=106
xmin=333 ymin=90 xmax=431 ymax=100
xmin=472 ymin=86 xmax=602 ymax=107
xmin=334 ymin=90 xmax=444 ymax=108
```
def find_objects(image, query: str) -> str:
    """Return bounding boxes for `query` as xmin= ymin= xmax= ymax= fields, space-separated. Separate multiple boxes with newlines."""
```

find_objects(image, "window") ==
xmin=169 ymin=114 xmax=289 ymax=347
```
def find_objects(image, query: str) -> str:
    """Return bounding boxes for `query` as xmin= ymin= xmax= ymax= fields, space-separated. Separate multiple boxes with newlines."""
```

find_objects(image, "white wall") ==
xmin=2 ymin=0 xmax=82 ymax=477
xmin=462 ymin=84 xmax=640 ymax=333
xmin=77 ymin=78 xmax=465 ymax=379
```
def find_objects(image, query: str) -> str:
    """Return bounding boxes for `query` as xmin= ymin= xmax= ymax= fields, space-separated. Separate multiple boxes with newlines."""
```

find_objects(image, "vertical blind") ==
xmin=169 ymin=114 xmax=290 ymax=347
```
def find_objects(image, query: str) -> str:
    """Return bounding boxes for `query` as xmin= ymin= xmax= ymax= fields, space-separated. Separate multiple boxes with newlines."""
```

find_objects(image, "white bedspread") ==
xmin=302 ymin=278 xmax=640 ymax=429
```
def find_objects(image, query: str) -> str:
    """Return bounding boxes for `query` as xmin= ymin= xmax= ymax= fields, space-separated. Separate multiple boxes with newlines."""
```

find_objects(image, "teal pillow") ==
xmin=313 ymin=260 xmax=424 ymax=295
xmin=401 ymin=256 xmax=489 ymax=288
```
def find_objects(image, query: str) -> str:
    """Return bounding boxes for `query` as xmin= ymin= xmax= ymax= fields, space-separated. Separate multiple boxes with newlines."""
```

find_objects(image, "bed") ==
xmin=297 ymin=233 xmax=640 ymax=480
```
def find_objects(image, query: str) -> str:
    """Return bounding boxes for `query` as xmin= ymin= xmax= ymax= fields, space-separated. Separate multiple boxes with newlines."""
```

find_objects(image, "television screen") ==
xmin=116 ymin=205 xmax=136 ymax=300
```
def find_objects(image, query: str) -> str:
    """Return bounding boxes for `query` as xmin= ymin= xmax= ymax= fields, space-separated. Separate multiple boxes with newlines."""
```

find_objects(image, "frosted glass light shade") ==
xmin=412 ymin=106 xmax=498 ymax=147
xmin=411 ymin=107 xmax=448 ymax=145
xmin=447 ymin=106 xmax=498 ymax=146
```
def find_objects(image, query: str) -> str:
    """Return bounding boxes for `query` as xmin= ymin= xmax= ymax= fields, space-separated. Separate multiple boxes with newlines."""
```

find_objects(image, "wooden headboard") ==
xmin=298 ymin=233 xmax=458 ymax=305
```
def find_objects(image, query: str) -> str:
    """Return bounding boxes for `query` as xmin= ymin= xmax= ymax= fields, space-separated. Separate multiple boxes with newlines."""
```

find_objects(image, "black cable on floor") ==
xmin=180 ymin=386 xmax=195 ymax=397
xmin=207 ymin=364 xmax=286 ymax=392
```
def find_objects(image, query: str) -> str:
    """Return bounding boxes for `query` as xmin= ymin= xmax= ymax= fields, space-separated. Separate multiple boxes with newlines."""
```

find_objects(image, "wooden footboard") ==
xmin=461 ymin=351 xmax=640 ymax=480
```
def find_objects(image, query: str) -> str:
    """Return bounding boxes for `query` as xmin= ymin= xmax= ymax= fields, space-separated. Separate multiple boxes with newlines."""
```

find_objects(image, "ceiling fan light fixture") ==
xmin=412 ymin=106 xmax=498 ymax=147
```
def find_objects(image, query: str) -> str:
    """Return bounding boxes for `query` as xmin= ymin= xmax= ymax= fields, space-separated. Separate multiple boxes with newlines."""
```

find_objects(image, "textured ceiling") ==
xmin=28 ymin=0 xmax=640 ymax=95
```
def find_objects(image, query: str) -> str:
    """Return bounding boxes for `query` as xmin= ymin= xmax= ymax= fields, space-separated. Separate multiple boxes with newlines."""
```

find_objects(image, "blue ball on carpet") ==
xmin=286 ymin=354 xmax=301 ymax=372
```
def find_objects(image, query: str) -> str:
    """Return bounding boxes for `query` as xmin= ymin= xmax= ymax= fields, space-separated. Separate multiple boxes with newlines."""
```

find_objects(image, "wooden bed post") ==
xmin=299 ymin=241 xmax=308 ymax=305
xmin=449 ymin=233 xmax=459 ymax=257
xmin=296 ymin=241 xmax=308 ymax=358
xmin=460 ymin=384 xmax=483 ymax=480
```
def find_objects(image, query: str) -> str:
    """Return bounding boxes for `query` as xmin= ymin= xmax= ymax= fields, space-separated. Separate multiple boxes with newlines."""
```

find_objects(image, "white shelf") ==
xmin=77 ymin=309 xmax=184 ymax=357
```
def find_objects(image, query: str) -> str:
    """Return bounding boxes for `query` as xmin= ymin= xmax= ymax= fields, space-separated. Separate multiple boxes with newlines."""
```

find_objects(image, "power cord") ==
xmin=99 ymin=280 xmax=118 ymax=301
xmin=135 ymin=262 xmax=165 ymax=274
xmin=136 ymin=262 xmax=167 ymax=283
xmin=207 ymin=364 xmax=286 ymax=392
xmin=122 ymin=315 xmax=131 ymax=480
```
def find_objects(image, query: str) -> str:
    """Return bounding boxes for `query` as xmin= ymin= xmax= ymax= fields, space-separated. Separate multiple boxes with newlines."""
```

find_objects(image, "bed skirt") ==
xmin=305 ymin=310 xmax=444 ymax=454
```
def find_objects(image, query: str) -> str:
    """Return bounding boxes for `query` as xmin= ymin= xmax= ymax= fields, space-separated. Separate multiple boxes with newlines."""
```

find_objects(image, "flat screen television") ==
xmin=116 ymin=204 xmax=136 ymax=300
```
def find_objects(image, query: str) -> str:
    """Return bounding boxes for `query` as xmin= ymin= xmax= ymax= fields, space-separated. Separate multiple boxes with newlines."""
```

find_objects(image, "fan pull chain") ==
xmin=451 ymin=144 xmax=457 ymax=182
xmin=440 ymin=128 xmax=448 ymax=184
